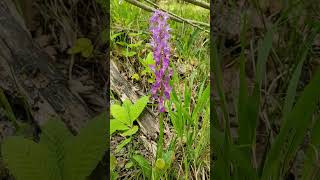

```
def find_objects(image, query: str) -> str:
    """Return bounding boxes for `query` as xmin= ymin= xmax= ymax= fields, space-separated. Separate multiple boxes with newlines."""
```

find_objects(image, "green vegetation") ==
xmin=2 ymin=113 xmax=107 ymax=180
xmin=110 ymin=0 xmax=210 ymax=179
xmin=213 ymin=1 xmax=320 ymax=179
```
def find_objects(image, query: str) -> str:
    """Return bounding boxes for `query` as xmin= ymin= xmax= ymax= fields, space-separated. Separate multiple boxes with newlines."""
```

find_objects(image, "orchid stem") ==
xmin=157 ymin=112 xmax=164 ymax=159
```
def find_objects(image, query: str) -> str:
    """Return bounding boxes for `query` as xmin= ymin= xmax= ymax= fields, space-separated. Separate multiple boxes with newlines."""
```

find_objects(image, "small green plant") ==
xmin=110 ymin=95 xmax=149 ymax=153
xmin=1 ymin=112 xmax=107 ymax=180
xmin=68 ymin=38 xmax=94 ymax=58
xmin=139 ymin=52 xmax=156 ymax=84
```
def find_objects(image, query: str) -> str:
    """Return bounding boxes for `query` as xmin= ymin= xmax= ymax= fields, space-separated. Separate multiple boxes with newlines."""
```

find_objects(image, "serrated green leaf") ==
xmin=63 ymin=112 xmax=107 ymax=180
xmin=120 ymin=125 xmax=139 ymax=137
xmin=129 ymin=96 xmax=149 ymax=123
xmin=110 ymin=119 xmax=129 ymax=135
xmin=2 ymin=136 xmax=60 ymax=180
xmin=115 ymin=137 xmax=132 ymax=153
xmin=111 ymin=104 xmax=130 ymax=125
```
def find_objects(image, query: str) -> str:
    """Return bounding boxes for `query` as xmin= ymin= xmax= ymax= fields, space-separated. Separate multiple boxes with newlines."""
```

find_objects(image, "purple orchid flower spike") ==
xmin=149 ymin=10 xmax=172 ymax=112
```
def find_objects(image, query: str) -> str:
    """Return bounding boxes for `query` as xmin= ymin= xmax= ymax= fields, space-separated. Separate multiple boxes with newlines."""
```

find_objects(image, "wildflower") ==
xmin=149 ymin=10 xmax=172 ymax=112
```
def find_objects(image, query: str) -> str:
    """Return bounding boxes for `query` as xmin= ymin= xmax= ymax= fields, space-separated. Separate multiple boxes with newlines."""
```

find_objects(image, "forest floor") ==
xmin=0 ymin=0 xmax=106 ymax=179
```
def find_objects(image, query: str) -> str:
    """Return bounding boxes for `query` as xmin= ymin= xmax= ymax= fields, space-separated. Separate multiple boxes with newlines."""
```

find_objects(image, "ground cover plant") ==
xmin=212 ymin=0 xmax=320 ymax=179
xmin=110 ymin=0 xmax=210 ymax=179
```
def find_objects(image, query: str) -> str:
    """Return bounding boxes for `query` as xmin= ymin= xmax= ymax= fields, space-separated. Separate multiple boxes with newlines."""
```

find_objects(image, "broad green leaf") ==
xmin=132 ymin=155 xmax=151 ymax=179
xmin=2 ymin=136 xmax=60 ymax=180
xmin=115 ymin=137 xmax=131 ymax=153
xmin=129 ymin=96 xmax=149 ymax=122
xmin=145 ymin=52 xmax=155 ymax=66
xmin=63 ymin=112 xmax=107 ymax=180
xmin=110 ymin=119 xmax=129 ymax=135
xmin=111 ymin=104 xmax=130 ymax=125
xmin=262 ymin=69 xmax=320 ymax=179
xmin=120 ymin=125 xmax=139 ymax=137
xmin=39 ymin=119 xmax=72 ymax=170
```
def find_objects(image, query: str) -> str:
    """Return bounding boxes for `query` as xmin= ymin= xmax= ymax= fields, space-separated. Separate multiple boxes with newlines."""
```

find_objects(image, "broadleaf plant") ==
xmin=2 ymin=112 xmax=107 ymax=180
xmin=110 ymin=95 xmax=149 ymax=152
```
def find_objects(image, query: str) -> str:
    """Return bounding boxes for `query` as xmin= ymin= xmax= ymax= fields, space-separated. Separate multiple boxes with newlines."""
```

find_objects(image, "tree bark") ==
xmin=0 ymin=0 xmax=92 ymax=133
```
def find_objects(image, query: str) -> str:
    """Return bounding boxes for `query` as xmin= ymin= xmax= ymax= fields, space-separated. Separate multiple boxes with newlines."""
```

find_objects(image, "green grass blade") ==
xmin=301 ymin=115 xmax=320 ymax=180
xmin=262 ymin=68 xmax=320 ymax=179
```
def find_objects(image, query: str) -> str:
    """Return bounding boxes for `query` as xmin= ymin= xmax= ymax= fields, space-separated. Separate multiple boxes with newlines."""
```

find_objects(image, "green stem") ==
xmin=157 ymin=112 xmax=164 ymax=159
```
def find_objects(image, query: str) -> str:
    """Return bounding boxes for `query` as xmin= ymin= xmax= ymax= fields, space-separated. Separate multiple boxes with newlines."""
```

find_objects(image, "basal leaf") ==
xmin=120 ymin=125 xmax=139 ymax=137
xmin=63 ymin=112 xmax=107 ymax=180
xmin=39 ymin=119 xmax=72 ymax=171
xmin=2 ymin=136 xmax=60 ymax=180
xmin=110 ymin=119 xmax=129 ymax=135
xmin=111 ymin=104 xmax=130 ymax=125
xmin=129 ymin=96 xmax=149 ymax=122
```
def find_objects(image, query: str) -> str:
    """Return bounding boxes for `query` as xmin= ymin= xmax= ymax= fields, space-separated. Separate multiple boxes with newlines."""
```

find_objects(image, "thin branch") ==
xmin=124 ymin=0 xmax=209 ymax=32
xmin=182 ymin=0 xmax=210 ymax=10
xmin=144 ymin=0 xmax=209 ymax=28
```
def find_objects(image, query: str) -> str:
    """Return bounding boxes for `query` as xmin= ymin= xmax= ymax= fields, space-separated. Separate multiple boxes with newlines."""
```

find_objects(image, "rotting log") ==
xmin=0 ymin=0 xmax=93 ymax=133
xmin=110 ymin=59 xmax=159 ymax=139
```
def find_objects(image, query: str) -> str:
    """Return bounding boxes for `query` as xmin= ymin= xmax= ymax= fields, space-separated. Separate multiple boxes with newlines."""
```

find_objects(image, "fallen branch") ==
xmin=124 ymin=0 xmax=209 ymax=31
xmin=182 ymin=0 xmax=210 ymax=10
xmin=144 ymin=0 xmax=209 ymax=33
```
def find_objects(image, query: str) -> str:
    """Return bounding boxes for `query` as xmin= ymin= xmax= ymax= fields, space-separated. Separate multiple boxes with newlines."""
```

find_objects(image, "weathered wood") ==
xmin=110 ymin=59 xmax=159 ymax=138
xmin=0 ymin=0 xmax=92 ymax=133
